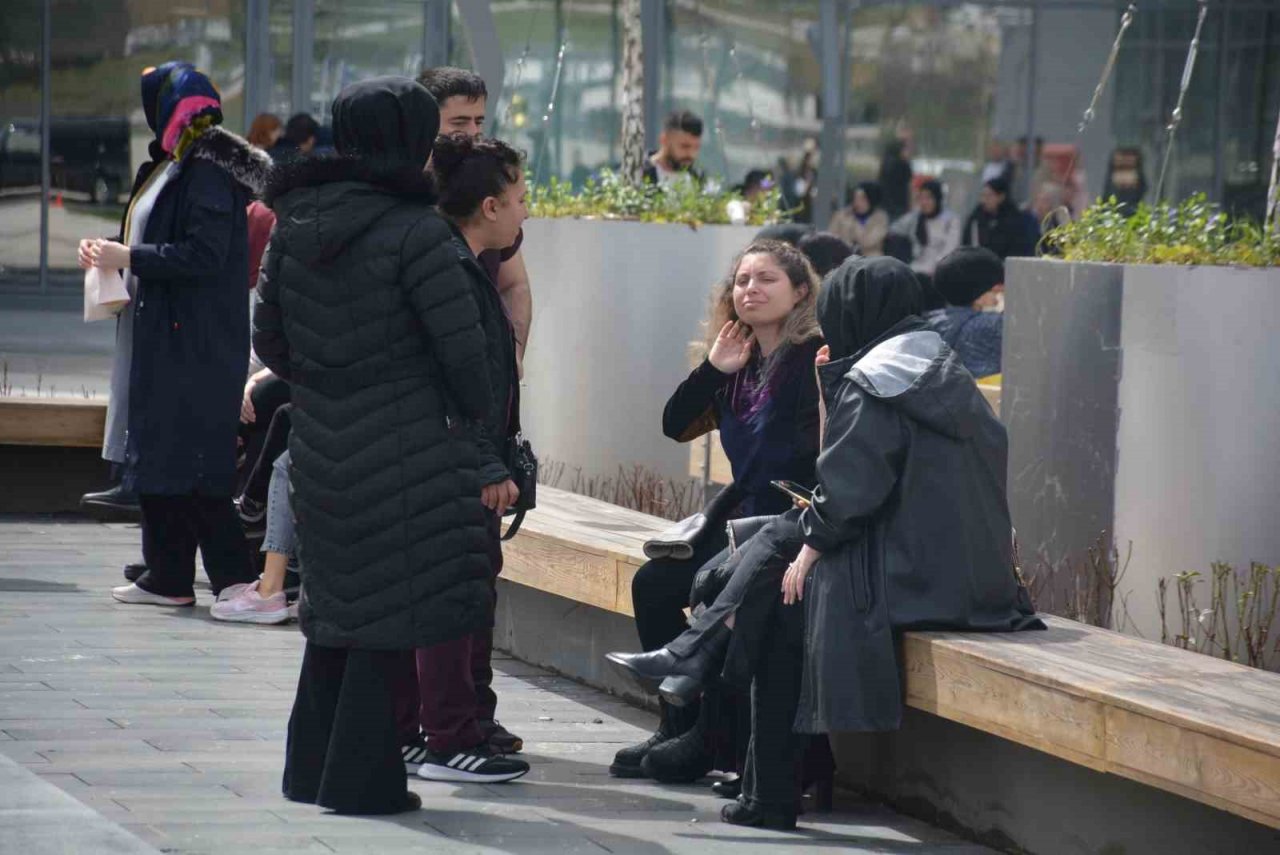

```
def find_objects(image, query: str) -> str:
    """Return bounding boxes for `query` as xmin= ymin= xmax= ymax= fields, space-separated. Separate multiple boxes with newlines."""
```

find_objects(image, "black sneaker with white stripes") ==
xmin=402 ymin=736 xmax=431 ymax=775
xmin=416 ymin=744 xmax=529 ymax=784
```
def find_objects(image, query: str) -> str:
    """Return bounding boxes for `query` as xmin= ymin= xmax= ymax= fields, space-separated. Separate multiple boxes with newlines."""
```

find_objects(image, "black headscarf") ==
xmin=854 ymin=180 xmax=883 ymax=213
xmin=915 ymin=179 xmax=944 ymax=247
xmin=331 ymin=76 xmax=440 ymax=165
xmin=818 ymin=256 xmax=926 ymax=361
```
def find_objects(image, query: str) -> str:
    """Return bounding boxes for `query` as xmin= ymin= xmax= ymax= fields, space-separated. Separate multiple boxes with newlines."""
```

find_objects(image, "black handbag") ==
xmin=500 ymin=432 xmax=537 ymax=541
xmin=642 ymin=483 xmax=742 ymax=560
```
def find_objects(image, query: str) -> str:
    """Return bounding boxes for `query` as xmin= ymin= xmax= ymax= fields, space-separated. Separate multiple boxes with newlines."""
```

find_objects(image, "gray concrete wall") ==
xmin=518 ymin=219 xmax=757 ymax=485
xmin=834 ymin=708 xmax=1280 ymax=855
xmin=994 ymin=5 xmax=1118 ymax=201
xmin=1112 ymin=264 xmax=1280 ymax=635
xmin=1003 ymin=259 xmax=1123 ymax=586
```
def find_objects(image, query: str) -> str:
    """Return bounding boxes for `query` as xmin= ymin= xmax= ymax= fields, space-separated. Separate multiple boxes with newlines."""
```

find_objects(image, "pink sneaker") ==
xmin=210 ymin=580 xmax=289 ymax=624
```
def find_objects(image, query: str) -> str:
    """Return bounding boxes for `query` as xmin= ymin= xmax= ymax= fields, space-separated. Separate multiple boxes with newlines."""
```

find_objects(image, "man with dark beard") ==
xmin=643 ymin=110 xmax=705 ymax=189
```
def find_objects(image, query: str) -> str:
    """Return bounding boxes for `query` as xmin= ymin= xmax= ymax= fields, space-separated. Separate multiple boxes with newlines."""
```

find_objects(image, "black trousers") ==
xmin=630 ymin=534 xmax=729 ymax=652
xmin=136 ymin=495 xmax=256 ymax=598
xmin=741 ymin=594 xmax=806 ymax=812
xmin=241 ymin=403 xmax=292 ymax=504
xmin=284 ymin=642 xmax=409 ymax=814
xmin=237 ymin=374 xmax=290 ymax=495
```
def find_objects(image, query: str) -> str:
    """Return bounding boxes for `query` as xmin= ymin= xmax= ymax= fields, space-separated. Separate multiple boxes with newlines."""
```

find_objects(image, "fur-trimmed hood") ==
xmin=184 ymin=126 xmax=271 ymax=198
xmin=264 ymin=155 xmax=437 ymax=267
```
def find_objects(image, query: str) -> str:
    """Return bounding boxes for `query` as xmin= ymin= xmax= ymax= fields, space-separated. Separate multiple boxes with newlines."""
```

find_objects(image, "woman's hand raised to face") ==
xmin=708 ymin=321 xmax=756 ymax=374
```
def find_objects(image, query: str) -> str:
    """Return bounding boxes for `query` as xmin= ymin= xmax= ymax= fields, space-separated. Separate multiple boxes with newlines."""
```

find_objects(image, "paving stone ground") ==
xmin=0 ymin=515 xmax=995 ymax=854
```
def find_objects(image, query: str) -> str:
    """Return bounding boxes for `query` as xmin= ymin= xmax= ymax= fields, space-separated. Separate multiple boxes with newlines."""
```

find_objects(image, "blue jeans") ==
xmin=262 ymin=449 xmax=299 ymax=572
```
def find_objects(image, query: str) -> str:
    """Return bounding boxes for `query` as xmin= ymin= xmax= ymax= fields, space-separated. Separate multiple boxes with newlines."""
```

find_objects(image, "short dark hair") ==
xmin=417 ymin=67 xmax=488 ymax=106
xmin=934 ymin=246 xmax=1004 ymax=307
xmin=797 ymin=232 xmax=855 ymax=279
xmin=664 ymin=109 xmax=703 ymax=137
xmin=431 ymin=132 xmax=524 ymax=219
xmin=284 ymin=113 xmax=318 ymax=145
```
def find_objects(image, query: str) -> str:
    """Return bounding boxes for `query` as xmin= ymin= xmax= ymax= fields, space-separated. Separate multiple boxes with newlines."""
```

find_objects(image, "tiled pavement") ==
xmin=0 ymin=515 xmax=996 ymax=854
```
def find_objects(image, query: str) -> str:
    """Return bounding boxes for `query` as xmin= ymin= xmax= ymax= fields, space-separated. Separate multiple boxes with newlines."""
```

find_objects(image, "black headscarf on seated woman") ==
xmin=817 ymin=255 xmax=927 ymax=363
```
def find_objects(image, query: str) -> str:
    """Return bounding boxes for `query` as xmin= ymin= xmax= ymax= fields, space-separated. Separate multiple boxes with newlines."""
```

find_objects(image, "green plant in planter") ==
xmin=1043 ymin=195 xmax=1280 ymax=267
xmin=529 ymin=169 xmax=786 ymax=228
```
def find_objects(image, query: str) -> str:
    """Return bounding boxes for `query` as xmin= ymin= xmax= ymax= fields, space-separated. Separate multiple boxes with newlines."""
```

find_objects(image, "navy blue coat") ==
xmin=122 ymin=128 xmax=270 ymax=496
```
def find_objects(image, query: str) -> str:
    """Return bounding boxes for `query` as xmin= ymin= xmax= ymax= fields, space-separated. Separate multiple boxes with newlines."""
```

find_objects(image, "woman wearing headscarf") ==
xmin=84 ymin=64 xmax=268 ymax=608
xmin=827 ymin=181 xmax=888 ymax=256
xmin=963 ymin=176 xmax=1039 ymax=260
xmin=891 ymin=178 xmax=960 ymax=276
xmin=609 ymin=256 xmax=1042 ymax=830
xmin=253 ymin=77 xmax=494 ymax=815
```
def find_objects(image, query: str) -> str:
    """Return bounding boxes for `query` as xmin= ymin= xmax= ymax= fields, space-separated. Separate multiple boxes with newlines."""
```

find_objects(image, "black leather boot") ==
xmin=605 ymin=622 xmax=731 ymax=698
xmin=609 ymin=699 xmax=695 ymax=778
xmin=640 ymin=701 xmax=714 ymax=784
xmin=81 ymin=483 xmax=140 ymax=522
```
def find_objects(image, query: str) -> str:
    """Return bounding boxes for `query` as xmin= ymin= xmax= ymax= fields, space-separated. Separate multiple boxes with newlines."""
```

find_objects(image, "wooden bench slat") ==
xmin=0 ymin=399 xmax=106 ymax=448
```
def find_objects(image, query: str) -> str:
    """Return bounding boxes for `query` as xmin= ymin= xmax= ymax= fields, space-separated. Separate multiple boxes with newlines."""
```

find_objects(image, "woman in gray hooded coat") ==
xmin=609 ymin=256 xmax=1041 ymax=829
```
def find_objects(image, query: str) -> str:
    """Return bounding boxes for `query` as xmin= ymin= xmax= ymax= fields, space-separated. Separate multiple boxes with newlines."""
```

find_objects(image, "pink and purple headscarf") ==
xmin=142 ymin=63 xmax=222 ymax=154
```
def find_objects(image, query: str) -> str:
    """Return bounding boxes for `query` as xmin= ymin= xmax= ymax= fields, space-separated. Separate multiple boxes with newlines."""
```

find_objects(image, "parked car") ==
xmin=0 ymin=117 xmax=131 ymax=204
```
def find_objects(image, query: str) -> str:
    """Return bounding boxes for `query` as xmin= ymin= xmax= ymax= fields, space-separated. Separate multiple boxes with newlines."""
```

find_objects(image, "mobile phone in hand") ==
xmin=770 ymin=480 xmax=814 ymax=508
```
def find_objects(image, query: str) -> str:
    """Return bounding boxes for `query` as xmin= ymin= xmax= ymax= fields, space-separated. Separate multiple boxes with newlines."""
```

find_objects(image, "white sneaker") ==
xmin=111 ymin=583 xmax=195 ymax=607
xmin=210 ymin=580 xmax=290 ymax=624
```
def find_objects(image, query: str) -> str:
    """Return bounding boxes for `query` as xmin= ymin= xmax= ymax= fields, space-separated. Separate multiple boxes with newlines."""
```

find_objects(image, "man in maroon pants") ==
xmin=393 ymin=66 xmax=532 ymax=784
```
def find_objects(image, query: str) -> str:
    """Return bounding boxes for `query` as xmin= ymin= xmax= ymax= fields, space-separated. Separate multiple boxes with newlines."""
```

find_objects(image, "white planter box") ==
xmin=1005 ymin=258 xmax=1280 ymax=636
xmin=519 ymin=218 xmax=758 ymax=485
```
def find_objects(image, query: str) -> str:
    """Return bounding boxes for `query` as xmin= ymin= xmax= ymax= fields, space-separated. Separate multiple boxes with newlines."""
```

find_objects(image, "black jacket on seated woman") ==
xmin=612 ymin=240 xmax=823 ymax=785
xmin=609 ymin=256 xmax=1043 ymax=829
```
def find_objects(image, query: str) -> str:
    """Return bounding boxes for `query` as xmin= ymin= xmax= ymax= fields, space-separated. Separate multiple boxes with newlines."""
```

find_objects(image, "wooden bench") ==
xmin=505 ymin=485 xmax=1280 ymax=830
xmin=0 ymin=398 xmax=107 ymax=448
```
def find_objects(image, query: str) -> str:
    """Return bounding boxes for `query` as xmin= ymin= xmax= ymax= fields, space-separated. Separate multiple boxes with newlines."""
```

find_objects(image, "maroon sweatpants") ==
xmin=394 ymin=513 xmax=501 ymax=753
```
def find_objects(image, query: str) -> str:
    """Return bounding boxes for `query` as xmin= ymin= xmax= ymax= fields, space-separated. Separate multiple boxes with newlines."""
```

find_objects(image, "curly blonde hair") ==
xmin=706 ymin=239 xmax=821 ymax=387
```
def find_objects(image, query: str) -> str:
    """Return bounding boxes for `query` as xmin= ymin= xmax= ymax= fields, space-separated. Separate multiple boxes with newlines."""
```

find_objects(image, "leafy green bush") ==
xmin=529 ymin=169 xmax=784 ymax=227
xmin=1043 ymin=195 xmax=1280 ymax=267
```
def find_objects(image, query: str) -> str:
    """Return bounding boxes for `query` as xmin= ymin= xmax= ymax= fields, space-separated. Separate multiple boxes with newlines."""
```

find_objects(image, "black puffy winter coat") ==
xmin=795 ymin=327 xmax=1043 ymax=734
xmin=122 ymin=127 xmax=269 ymax=496
xmin=253 ymin=83 xmax=495 ymax=650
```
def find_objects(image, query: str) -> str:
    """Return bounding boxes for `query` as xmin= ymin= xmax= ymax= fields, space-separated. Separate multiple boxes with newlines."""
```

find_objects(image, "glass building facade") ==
xmin=2 ymin=0 xmax=1278 ymax=287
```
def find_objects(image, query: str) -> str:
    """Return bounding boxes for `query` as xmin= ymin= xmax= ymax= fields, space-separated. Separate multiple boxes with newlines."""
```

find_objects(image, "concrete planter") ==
xmin=518 ymin=218 xmax=757 ymax=484
xmin=1004 ymin=258 xmax=1280 ymax=636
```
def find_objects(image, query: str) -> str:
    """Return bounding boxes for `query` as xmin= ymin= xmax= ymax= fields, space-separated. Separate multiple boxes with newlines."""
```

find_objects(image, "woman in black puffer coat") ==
xmin=253 ymin=77 xmax=494 ymax=816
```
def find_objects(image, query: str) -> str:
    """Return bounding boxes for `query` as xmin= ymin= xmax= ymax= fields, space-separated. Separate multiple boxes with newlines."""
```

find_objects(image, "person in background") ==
xmin=893 ymin=179 xmax=960 ymax=278
xmin=395 ymin=132 xmax=533 ymax=786
xmin=964 ymin=176 xmax=1039 ymax=260
xmin=827 ymin=181 xmax=888 ymax=256
xmin=643 ymin=110 xmax=705 ymax=189
xmin=980 ymin=139 xmax=1015 ymax=186
xmin=726 ymin=169 xmax=773 ymax=224
xmin=796 ymin=231 xmax=854 ymax=279
xmin=255 ymin=76 xmax=495 ymax=816
xmin=418 ymin=66 xmax=533 ymax=379
xmin=926 ymin=246 xmax=1006 ymax=380
xmin=611 ymin=240 xmax=822 ymax=786
xmin=1103 ymin=147 xmax=1147 ymax=216
xmin=81 ymin=63 xmax=267 ymax=609
xmin=269 ymin=113 xmax=318 ymax=162
xmin=246 ymin=113 xmax=283 ymax=150
xmin=877 ymin=139 xmax=913 ymax=220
